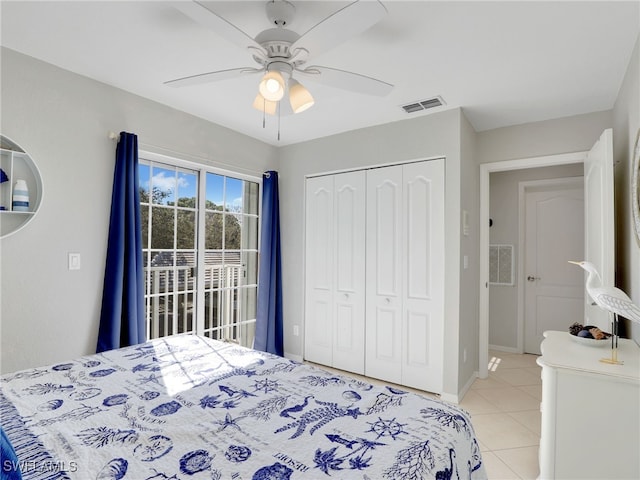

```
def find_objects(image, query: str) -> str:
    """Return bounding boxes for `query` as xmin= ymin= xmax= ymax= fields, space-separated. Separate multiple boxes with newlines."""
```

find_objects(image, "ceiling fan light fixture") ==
xmin=252 ymin=93 xmax=278 ymax=115
xmin=289 ymin=79 xmax=314 ymax=113
xmin=259 ymin=70 xmax=285 ymax=101
xmin=289 ymin=78 xmax=315 ymax=113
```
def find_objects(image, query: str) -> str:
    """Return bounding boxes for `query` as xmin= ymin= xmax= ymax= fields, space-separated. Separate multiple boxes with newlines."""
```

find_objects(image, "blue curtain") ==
xmin=96 ymin=132 xmax=145 ymax=353
xmin=255 ymin=171 xmax=284 ymax=356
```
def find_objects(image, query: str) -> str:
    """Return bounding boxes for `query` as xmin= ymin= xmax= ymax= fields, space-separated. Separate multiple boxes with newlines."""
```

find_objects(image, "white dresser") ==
xmin=537 ymin=331 xmax=640 ymax=479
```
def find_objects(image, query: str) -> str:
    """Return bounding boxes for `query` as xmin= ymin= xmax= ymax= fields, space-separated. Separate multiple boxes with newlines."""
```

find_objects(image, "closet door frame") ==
xmin=304 ymin=157 xmax=445 ymax=393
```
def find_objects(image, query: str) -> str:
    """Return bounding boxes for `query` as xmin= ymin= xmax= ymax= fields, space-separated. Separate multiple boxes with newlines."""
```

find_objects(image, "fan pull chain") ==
xmin=262 ymin=98 xmax=266 ymax=128
xmin=277 ymin=101 xmax=281 ymax=141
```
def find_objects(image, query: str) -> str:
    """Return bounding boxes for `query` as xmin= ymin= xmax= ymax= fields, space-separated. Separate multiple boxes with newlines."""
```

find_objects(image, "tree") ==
xmin=140 ymin=187 xmax=242 ymax=252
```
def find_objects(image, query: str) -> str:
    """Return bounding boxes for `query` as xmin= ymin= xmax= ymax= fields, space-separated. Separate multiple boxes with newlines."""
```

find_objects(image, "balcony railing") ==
xmin=145 ymin=264 xmax=245 ymax=341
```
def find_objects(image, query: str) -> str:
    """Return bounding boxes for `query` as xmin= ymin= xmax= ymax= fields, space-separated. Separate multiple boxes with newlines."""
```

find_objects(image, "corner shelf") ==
xmin=1 ymin=135 xmax=43 ymax=238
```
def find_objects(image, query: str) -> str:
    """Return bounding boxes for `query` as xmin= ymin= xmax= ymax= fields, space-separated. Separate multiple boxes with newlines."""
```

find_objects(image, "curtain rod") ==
xmin=108 ymin=132 xmax=273 ymax=179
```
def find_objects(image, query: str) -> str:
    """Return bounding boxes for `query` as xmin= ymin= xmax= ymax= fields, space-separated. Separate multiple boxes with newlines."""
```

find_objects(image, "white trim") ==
xmin=516 ymin=176 xmax=583 ymax=354
xmin=139 ymin=143 xmax=265 ymax=179
xmin=304 ymin=155 xmax=446 ymax=179
xmin=138 ymin=150 xmax=262 ymax=345
xmin=488 ymin=344 xmax=519 ymax=354
xmin=195 ymin=168 xmax=207 ymax=337
xmin=479 ymin=151 xmax=587 ymax=379
xmin=440 ymin=371 xmax=478 ymax=404
xmin=139 ymin=149 xmax=263 ymax=184
xmin=285 ymin=353 xmax=303 ymax=363
xmin=302 ymin=155 xmax=446 ymax=366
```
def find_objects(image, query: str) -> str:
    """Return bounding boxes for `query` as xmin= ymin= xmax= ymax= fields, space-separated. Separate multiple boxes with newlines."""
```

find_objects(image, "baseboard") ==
xmin=488 ymin=344 xmax=519 ymax=354
xmin=439 ymin=392 xmax=457 ymax=403
xmin=440 ymin=371 xmax=478 ymax=404
xmin=284 ymin=352 xmax=303 ymax=362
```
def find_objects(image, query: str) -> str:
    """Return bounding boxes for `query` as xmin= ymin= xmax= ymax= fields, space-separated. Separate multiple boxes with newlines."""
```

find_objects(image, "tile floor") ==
xmin=459 ymin=351 xmax=542 ymax=479
xmin=309 ymin=350 xmax=542 ymax=479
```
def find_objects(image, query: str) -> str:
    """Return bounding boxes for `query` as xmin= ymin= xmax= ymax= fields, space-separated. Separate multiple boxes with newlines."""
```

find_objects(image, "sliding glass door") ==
xmin=138 ymin=156 xmax=260 ymax=347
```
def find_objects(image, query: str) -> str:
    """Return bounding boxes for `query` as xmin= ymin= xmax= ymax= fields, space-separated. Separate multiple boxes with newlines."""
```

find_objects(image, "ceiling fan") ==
xmin=165 ymin=0 xmax=394 ymax=117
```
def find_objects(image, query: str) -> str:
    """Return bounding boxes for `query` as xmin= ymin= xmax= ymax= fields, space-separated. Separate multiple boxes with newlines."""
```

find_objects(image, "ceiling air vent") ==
xmin=401 ymin=96 xmax=446 ymax=114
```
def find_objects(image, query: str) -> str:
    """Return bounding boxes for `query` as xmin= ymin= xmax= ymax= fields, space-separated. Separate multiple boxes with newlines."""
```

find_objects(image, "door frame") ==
xmin=519 ymin=176 xmax=584 ymax=354
xmin=478 ymin=151 xmax=587 ymax=379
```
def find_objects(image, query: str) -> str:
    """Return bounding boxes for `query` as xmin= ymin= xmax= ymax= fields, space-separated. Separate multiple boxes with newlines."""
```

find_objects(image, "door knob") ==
xmin=527 ymin=275 xmax=540 ymax=282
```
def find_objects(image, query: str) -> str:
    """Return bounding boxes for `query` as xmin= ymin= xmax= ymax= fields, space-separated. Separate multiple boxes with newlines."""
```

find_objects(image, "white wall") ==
xmin=488 ymin=164 xmax=584 ymax=351
xmin=476 ymin=111 xmax=613 ymax=165
xmin=458 ymin=113 xmax=480 ymax=393
xmin=612 ymin=33 xmax=640 ymax=343
xmin=0 ymin=48 xmax=277 ymax=373
xmin=277 ymin=109 xmax=467 ymax=398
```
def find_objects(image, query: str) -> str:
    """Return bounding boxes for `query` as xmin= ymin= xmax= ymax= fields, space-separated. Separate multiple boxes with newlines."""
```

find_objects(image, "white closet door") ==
xmin=333 ymin=171 xmax=366 ymax=374
xmin=307 ymin=161 xmax=444 ymax=393
xmin=402 ymin=160 xmax=444 ymax=393
xmin=304 ymin=172 xmax=366 ymax=373
xmin=366 ymin=165 xmax=403 ymax=383
xmin=304 ymin=175 xmax=334 ymax=365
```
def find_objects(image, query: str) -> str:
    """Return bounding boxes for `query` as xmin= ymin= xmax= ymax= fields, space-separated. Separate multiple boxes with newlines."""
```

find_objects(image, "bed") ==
xmin=1 ymin=334 xmax=486 ymax=479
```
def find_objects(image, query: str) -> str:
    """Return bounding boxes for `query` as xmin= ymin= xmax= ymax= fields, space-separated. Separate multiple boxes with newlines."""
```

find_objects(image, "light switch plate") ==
xmin=68 ymin=253 xmax=81 ymax=270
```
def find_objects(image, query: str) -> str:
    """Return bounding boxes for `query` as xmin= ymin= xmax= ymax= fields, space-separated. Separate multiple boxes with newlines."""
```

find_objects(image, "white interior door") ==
xmin=583 ymin=128 xmax=615 ymax=332
xmin=524 ymin=180 xmax=584 ymax=354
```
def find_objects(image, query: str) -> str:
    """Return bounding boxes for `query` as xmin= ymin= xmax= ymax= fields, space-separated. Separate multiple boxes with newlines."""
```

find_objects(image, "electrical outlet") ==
xmin=463 ymin=348 xmax=467 ymax=363
xmin=293 ymin=325 xmax=300 ymax=337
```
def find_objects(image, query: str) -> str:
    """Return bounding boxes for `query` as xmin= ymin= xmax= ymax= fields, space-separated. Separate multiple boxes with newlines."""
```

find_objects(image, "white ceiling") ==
xmin=1 ymin=1 xmax=639 ymax=147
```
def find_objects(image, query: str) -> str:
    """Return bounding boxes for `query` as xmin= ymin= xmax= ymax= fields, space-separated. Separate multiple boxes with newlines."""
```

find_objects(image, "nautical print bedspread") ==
xmin=1 ymin=334 xmax=486 ymax=480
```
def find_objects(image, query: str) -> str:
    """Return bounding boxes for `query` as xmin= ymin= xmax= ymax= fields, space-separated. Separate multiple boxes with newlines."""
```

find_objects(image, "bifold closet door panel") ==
xmin=304 ymin=175 xmax=334 ymax=366
xmin=365 ymin=165 xmax=404 ymax=384
xmin=333 ymin=171 xmax=366 ymax=374
xmin=304 ymin=172 xmax=366 ymax=374
xmin=402 ymin=159 xmax=445 ymax=393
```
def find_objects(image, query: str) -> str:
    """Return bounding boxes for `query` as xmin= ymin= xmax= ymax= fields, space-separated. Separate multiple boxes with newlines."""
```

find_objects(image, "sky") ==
xmin=139 ymin=163 xmax=244 ymax=212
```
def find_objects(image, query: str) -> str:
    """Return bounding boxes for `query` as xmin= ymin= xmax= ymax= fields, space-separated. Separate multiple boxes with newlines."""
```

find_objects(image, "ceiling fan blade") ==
xmin=291 ymin=0 xmax=387 ymax=60
xmin=165 ymin=67 xmax=262 ymax=88
xmin=171 ymin=1 xmax=267 ymax=56
xmin=297 ymin=66 xmax=393 ymax=96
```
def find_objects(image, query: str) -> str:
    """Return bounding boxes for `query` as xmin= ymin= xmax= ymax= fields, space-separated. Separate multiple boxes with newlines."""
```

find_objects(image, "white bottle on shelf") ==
xmin=12 ymin=179 xmax=29 ymax=212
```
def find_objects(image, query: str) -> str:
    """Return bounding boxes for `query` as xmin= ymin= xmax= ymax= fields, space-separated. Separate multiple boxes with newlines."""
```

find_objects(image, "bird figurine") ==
xmin=569 ymin=260 xmax=640 ymax=364
xmin=569 ymin=261 xmax=640 ymax=322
